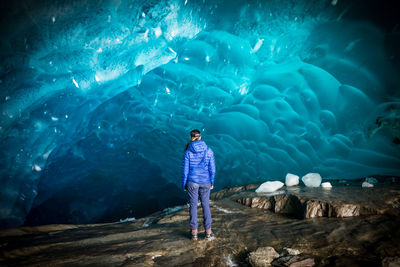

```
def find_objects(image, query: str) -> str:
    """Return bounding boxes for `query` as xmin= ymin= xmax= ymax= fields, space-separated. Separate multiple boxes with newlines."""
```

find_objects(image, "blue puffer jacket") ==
xmin=182 ymin=140 xmax=216 ymax=190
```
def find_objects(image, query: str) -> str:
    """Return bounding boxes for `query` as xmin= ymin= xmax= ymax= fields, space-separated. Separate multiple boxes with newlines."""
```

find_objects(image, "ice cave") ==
xmin=0 ymin=0 xmax=399 ymax=228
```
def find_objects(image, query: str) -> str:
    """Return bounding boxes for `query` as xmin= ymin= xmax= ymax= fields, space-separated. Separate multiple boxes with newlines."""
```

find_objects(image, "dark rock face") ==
xmin=236 ymin=195 xmax=371 ymax=219
xmin=238 ymin=195 xmax=304 ymax=218
xmin=236 ymin=185 xmax=400 ymax=219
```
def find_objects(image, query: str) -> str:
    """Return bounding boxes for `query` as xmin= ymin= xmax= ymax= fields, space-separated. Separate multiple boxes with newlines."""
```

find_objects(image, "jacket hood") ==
xmin=188 ymin=140 xmax=208 ymax=153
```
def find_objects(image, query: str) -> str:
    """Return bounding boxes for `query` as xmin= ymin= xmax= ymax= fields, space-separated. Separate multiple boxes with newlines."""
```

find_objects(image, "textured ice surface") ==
xmin=302 ymin=173 xmax=322 ymax=187
xmin=285 ymin=173 xmax=299 ymax=187
xmin=256 ymin=181 xmax=284 ymax=193
xmin=365 ymin=177 xmax=378 ymax=184
xmin=0 ymin=0 xmax=399 ymax=227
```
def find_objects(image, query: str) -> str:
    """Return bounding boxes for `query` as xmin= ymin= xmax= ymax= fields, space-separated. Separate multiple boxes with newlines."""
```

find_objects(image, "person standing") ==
xmin=182 ymin=129 xmax=216 ymax=241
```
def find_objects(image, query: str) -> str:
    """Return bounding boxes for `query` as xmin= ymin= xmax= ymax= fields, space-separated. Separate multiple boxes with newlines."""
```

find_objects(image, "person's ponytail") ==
xmin=184 ymin=136 xmax=201 ymax=151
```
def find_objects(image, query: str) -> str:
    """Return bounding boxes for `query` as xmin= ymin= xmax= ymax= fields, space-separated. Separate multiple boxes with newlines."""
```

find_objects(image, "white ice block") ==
xmin=285 ymin=173 xmax=299 ymax=187
xmin=256 ymin=181 xmax=284 ymax=193
xmin=301 ymin=173 xmax=322 ymax=187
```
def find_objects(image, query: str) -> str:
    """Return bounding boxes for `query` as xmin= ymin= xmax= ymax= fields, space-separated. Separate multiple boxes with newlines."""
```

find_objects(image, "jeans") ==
xmin=186 ymin=181 xmax=212 ymax=230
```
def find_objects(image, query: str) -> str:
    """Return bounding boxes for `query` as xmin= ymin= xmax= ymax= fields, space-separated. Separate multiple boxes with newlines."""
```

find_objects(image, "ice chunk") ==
xmin=365 ymin=177 xmax=378 ymax=184
xmin=119 ymin=217 xmax=135 ymax=223
xmin=321 ymin=182 xmax=332 ymax=188
xmin=285 ymin=173 xmax=299 ymax=186
xmin=301 ymin=173 xmax=322 ymax=187
xmin=362 ymin=182 xmax=374 ymax=188
xmin=33 ymin=165 xmax=42 ymax=172
xmin=256 ymin=181 xmax=284 ymax=193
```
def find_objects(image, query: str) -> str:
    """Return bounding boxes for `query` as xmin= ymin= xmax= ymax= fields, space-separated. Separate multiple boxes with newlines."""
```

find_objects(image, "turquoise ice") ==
xmin=0 ymin=0 xmax=399 ymax=227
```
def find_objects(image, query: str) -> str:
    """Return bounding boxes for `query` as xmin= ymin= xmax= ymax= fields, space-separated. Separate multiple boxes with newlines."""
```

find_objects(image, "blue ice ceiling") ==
xmin=0 ymin=0 xmax=399 ymax=227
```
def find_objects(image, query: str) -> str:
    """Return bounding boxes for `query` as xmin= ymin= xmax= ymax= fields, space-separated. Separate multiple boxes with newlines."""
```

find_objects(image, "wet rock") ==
xmin=305 ymin=201 xmax=360 ymax=218
xmin=211 ymin=184 xmax=258 ymax=199
xmin=238 ymin=196 xmax=271 ymax=210
xmin=248 ymin=247 xmax=280 ymax=267
xmin=280 ymin=247 xmax=301 ymax=256
xmin=272 ymin=255 xmax=304 ymax=267
xmin=382 ymin=257 xmax=400 ymax=267
xmin=331 ymin=203 xmax=360 ymax=217
xmin=273 ymin=195 xmax=304 ymax=217
xmin=237 ymin=192 xmax=378 ymax=219
xmin=303 ymin=200 xmax=328 ymax=218
xmin=237 ymin=195 xmax=304 ymax=218
xmin=288 ymin=258 xmax=315 ymax=267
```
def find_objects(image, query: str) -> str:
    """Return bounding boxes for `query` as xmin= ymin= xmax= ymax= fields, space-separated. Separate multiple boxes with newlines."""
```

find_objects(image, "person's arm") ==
xmin=182 ymin=151 xmax=190 ymax=191
xmin=208 ymin=149 xmax=216 ymax=189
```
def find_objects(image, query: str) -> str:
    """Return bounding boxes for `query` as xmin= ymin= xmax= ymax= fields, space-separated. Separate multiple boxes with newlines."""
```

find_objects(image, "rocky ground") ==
xmin=1 ymin=182 xmax=400 ymax=266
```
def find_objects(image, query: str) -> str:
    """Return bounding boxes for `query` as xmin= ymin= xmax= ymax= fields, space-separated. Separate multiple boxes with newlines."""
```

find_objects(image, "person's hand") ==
xmin=210 ymin=185 xmax=214 ymax=190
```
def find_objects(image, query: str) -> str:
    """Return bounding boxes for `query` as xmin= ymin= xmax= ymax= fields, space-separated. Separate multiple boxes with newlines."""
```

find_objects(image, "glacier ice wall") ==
xmin=0 ymin=0 xmax=399 ymax=227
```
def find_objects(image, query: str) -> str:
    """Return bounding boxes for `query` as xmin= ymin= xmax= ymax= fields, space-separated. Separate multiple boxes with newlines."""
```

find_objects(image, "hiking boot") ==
xmin=205 ymin=230 xmax=214 ymax=241
xmin=191 ymin=231 xmax=198 ymax=241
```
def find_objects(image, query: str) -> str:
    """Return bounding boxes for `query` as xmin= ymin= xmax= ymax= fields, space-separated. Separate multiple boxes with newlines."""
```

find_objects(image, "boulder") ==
xmin=382 ymin=256 xmax=400 ymax=267
xmin=249 ymin=247 xmax=280 ymax=267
